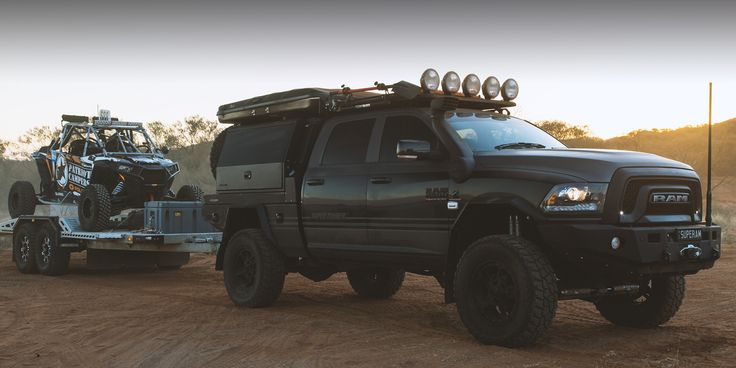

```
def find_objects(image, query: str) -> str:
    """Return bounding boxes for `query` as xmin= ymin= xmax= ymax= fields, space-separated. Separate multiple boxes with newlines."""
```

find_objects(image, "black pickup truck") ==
xmin=203 ymin=70 xmax=721 ymax=347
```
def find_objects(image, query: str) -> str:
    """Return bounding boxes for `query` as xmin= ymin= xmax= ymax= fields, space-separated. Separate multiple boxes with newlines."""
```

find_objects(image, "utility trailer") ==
xmin=1 ymin=202 xmax=221 ymax=275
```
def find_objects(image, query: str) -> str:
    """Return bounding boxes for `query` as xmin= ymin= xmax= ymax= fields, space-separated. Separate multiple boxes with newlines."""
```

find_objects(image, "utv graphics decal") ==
xmin=650 ymin=192 xmax=690 ymax=204
xmin=55 ymin=154 xmax=67 ymax=188
xmin=67 ymin=163 xmax=92 ymax=188
xmin=425 ymin=187 xmax=449 ymax=201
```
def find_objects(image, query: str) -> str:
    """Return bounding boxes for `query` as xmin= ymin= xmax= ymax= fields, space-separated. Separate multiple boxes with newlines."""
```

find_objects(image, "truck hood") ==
xmin=473 ymin=148 xmax=694 ymax=182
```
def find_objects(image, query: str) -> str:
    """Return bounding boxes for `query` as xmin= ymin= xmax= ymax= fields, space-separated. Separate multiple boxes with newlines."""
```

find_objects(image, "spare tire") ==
xmin=209 ymin=128 xmax=228 ymax=179
xmin=8 ymin=181 xmax=36 ymax=218
xmin=78 ymin=184 xmax=111 ymax=231
xmin=175 ymin=184 xmax=204 ymax=201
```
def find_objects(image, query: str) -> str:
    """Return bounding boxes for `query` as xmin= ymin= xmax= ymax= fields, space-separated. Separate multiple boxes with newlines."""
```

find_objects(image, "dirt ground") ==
xmin=0 ymin=248 xmax=734 ymax=368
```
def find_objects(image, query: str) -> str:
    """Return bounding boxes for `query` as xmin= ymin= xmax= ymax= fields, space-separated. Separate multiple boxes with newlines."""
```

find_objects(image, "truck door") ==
xmin=365 ymin=114 xmax=451 ymax=266
xmin=301 ymin=117 xmax=376 ymax=258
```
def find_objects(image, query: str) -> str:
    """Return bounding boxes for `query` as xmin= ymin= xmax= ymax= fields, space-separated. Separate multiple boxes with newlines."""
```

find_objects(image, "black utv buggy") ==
xmin=8 ymin=113 xmax=203 ymax=231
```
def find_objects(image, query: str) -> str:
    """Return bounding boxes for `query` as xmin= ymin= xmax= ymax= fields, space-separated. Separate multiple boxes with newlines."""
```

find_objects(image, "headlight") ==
xmin=420 ymin=68 xmax=440 ymax=92
xmin=166 ymin=163 xmax=180 ymax=175
xmin=117 ymin=164 xmax=134 ymax=173
xmin=442 ymin=71 xmax=461 ymax=94
xmin=462 ymin=74 xmax=481 ymax=97
xmin=501 ymin=78 xmax=519 ymax=101
xmin=482 ymin=76 xmax=500 ymax=99
xmin=541 ymin=183 xmax=608 ymax=213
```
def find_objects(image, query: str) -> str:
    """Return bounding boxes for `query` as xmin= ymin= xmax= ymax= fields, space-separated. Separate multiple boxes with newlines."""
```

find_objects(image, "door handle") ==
xmin=370 ymin=177 xmax=392 ymax=184
xmin=306 ymin=177 xmax=325 ymax=186
xmin=243 ymin=171 xmax=252 ymax=180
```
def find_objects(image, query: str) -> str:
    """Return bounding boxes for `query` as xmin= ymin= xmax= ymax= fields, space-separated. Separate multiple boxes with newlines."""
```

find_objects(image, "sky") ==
xmin=1 ymin=0 xmax=735 ymax=140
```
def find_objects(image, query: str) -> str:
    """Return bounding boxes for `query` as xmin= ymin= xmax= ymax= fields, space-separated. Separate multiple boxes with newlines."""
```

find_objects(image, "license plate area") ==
xmin=676 ymin=228 xmax=702 ymax=241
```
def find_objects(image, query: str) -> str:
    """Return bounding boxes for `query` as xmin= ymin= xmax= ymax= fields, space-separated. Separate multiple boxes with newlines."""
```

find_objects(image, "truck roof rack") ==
xmin=217 ymin=82 xmax=517 ymax=125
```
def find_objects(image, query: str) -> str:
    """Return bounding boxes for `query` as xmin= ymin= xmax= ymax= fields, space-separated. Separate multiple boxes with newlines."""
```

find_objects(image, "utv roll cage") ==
xmin=56 ymin=115 xmax=162 ymax=157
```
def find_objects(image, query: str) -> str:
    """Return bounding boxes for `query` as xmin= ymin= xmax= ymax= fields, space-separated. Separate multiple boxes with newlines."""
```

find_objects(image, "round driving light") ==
xmin=501 ymin=78 xmax=519 ymax=101
xmin=462 ymin=74 xmax=481 ymax=97
xmin=611 ymin=237 xmax=622 ymax=250
xmin=441 ymin=71 xmax=461 ymax=94
xmin=420 ymin=68 xmax=440 ymax=92
xmin=482 ymin=76 xmax=501 ymax=99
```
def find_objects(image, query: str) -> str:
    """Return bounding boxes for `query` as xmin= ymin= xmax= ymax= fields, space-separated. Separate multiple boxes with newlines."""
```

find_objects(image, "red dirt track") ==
xmin=1 ymin=249 xmax=734 ymax=367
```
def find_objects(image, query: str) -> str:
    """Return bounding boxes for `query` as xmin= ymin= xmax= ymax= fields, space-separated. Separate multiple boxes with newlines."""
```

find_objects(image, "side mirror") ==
xmin=159 ymin=146 xmax=170 ymax=154
xmin=396 ymin=139 xmax=431 ymax=160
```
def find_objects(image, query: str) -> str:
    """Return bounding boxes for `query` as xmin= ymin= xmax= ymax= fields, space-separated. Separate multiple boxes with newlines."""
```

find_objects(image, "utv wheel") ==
xmin=347 ymin=268 xmax=405 ymax=299
xmin=8 ymin=181 xmax=36 ymax=218
xmin=594 ymin=275 xmax=685 ymax=328
xmin=223 ymin=229 xmax=285 ymax=308
xmin=13 ymin=223 xmax=38 ymax=274
xmin=34 ymin=223 xmax=70 ymax=276
xmin=454 ymin=235 xmax=558 ymax=347
xmin=78 ymin=184 xmax=111 ymax=231
xmin=209 ymin=128 xmax=229 ymax=178
xmin=175 ymin=184 xmax=204 ymax=201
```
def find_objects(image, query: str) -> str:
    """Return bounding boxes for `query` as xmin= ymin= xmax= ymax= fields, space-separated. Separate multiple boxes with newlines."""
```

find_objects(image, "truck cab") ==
xmin=204 ymin=70 xmax=721 ymax=347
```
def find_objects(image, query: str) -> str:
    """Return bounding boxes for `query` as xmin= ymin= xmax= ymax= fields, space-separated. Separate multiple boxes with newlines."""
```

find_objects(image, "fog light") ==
xmin=462 ymin=74 xmax=481 ymax=97
xmin=420 ymin=68 xmax=440 ymax=92
xmin=482 ymin=76 xmax=500 ymax=99
xmin=611 ymin=237 xmax=622 ymax=250
xmin=442 ymin=71 xmax=461 ymax=94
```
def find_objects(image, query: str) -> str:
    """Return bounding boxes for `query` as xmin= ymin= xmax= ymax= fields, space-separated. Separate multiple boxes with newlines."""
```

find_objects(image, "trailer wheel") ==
xmin=78 ymin=184 xmax=111 ymax=231
xmin=454 ymin=235 xmax=558 ymax=347
xmin=223 ymin=229 xmax=285 ymax=307
xmin=34 ymin=223 xmax=70 ymax=276
xmin=347 ymin=268 xmax=405 ymax=299
xmin=13 ymin=223 xmax=38 ymax=274
xmin=8 ymin=181 xmax=36 ymax=218
xmin=594 ymin=275 xmax=685 ymax=328
xmin=175 ymin=185 xmax=204 ymax=201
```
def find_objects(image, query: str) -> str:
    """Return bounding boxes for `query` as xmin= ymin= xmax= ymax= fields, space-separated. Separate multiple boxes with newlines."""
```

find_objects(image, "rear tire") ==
xmin=454 ymin=235 xmax=558 ymax=347
xmin=34 ymin=223 xmax=70 ymax=276
xmin=594 ymin=275 xmax=685 ymax=328
xmin=175 ymin=184 xmax=204 ymax=201
xmin=13 ymin=223 xmax=38 ymax=274
xmin=223 ymin=229 xmax=285 ymax=307
xmin=8 ymin=181 xmax=36 ymax=218
xmin=78 ymin=184 xmax=111 ymax=231
xmin=347 ymin=268 xmax=405 ymax=299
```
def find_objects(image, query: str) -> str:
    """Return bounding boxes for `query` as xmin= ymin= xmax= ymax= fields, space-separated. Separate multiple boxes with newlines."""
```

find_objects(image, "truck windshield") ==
xmin=447 ymin=112 xmax=565 ymax=152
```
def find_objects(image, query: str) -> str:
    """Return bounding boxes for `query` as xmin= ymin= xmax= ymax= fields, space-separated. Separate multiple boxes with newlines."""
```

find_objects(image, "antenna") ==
xmin=705 ymin=82 xmax=713 ymax=226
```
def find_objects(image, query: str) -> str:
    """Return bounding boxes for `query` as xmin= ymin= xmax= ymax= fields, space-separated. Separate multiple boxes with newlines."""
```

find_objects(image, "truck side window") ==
xmin=218 ymin=123 xmax=295 ymax=167
xmin=379 ymin=116 xmax=443 ymax=162
xmin=322 ymin=119 xmax=374 ymax=165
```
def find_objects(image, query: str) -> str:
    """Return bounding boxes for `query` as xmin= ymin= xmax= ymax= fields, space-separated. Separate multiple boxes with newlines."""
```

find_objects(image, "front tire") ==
xmin=594 ymin=275 xmax=685 ymax=328
xmin=78 ymin=184 xmax=111 ymax=231
xmin=223 ymin=229 xmax=285 ymax=308
xmin=13 ymin=223 xmax=38 ymax=274
xmin=454 ymin=235 xmax=558 ymax=347
xmin=34 ymin=223 xmax=70 ymax=276
xmin=347 ymin=268 xmax=405 ymax=299
xmin=175 ymin=185 xmax=204 ymax=201
xmin=8 ymin=181 xmax=36 ymax=218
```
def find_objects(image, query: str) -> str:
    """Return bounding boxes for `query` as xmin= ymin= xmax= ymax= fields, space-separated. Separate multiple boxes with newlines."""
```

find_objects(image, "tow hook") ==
xmin=680 ymin=244 xmax=703 ymax=259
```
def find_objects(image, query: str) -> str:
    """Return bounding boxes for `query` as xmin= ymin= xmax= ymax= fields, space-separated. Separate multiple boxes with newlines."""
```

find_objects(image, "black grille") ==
xmin=621 ymin=178 xmax=700 ymax=216
xmin=140 ymin=168 xmax=168 ymax=184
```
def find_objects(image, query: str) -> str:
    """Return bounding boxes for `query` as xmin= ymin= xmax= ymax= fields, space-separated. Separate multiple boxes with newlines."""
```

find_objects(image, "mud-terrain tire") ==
xmin=13 ymin=223 xmax=38 ymax=274
xmin=34 ymin=223 xmax=70 ymax=276
xmin=175 ymin=184 xmax=204 ymax=201
xmin=78 ymin=184 xmax=111 ymax=231
xmin=209 ymin=128 xmax=228 ymax=178
xmin=8 ymin=181 xmax=36 ymax=218
xmin=594 ymin=275 xmax=685 ymax=328
xmin=347 ymin=268 xmax=405 ymax=299
xmin=454 ymin=235 xmax=558 ymax=347
xmin=223 ymin=229 xmax=285 ymax=308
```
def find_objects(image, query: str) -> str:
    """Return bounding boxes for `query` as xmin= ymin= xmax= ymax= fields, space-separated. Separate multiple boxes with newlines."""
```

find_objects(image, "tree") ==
xmin=7 ymin=125 xmax=62 ymax=160
xmin=0 ymin=139 xmax=6 ymax=159
xmin=146 ymin=116 xmax=222 ymax=151
xmin=534 ymin=120 xmax=591 ymax=141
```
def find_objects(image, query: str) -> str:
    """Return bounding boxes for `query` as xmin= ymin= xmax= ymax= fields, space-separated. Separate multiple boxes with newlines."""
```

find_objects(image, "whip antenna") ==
xmin=705 ymin=82 xmax=713 ymax=226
